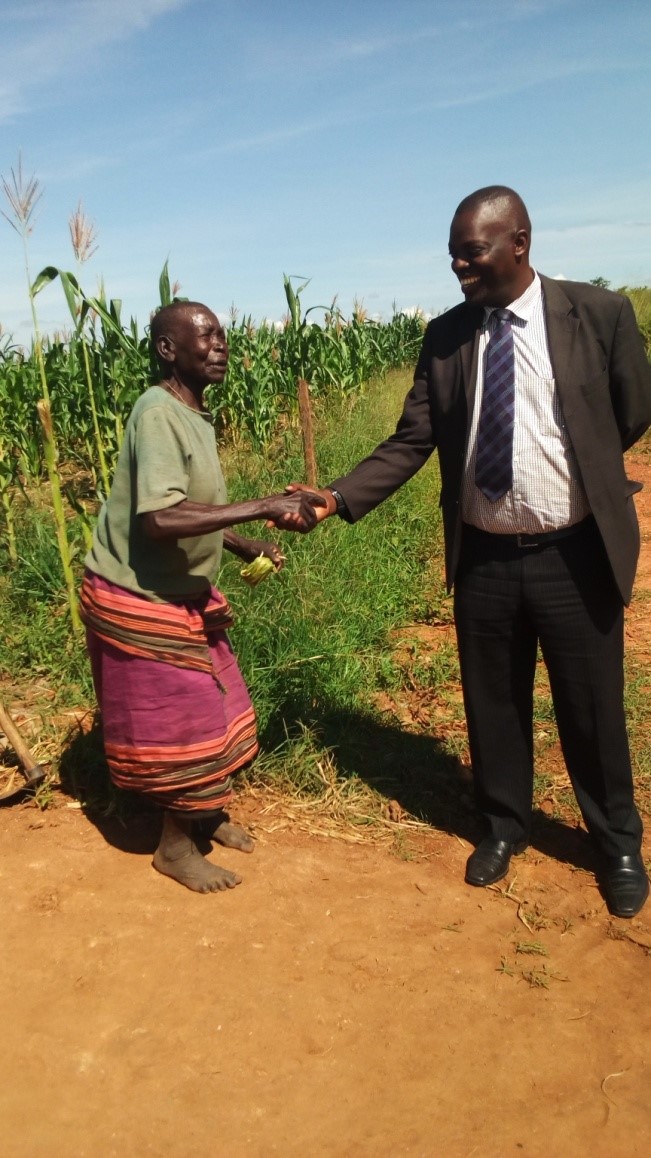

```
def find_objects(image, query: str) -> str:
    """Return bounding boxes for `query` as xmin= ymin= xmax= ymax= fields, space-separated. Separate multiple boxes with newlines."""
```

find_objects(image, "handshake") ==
xmin=264 ymin=483 xmax=338 ymax=534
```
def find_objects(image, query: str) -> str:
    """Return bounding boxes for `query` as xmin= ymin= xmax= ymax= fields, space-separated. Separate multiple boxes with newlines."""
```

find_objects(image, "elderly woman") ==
xmin=81 ymin=301 xmax=322 ymax=893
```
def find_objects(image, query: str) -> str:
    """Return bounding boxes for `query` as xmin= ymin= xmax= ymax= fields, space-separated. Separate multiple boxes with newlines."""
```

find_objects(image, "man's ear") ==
xmin=156 ymin=334 xmax=176 ymax=364
xmin=513 ymin=228 xmax=529 ymax=259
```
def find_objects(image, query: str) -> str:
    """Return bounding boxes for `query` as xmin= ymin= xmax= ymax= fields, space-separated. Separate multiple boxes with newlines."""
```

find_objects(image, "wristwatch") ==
xmin=327 ymin=488 xmax=348 ymax=517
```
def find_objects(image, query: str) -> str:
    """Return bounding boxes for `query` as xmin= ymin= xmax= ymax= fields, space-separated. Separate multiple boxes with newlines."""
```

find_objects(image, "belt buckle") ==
xmin=516 ymin=532 xmax=538 ymax=549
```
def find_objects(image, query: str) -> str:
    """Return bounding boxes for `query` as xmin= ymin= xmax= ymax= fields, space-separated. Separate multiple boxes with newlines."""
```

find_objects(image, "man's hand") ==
xmin=267 ymin=484 xmax=336 ymax=532
xmin=264 ymin=488 xmax=328 ymax=533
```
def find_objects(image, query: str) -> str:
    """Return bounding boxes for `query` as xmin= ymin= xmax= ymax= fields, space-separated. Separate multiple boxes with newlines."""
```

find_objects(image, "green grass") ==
xmin=218 ymin=369 xmax=444 ymax=738
xmin=214 ymin=370 xmax=466 ymax=823
xmin=0 ymin=368 xmax=455 ymax=819
xmin=0 ymin=503 xmax=91 ymax=698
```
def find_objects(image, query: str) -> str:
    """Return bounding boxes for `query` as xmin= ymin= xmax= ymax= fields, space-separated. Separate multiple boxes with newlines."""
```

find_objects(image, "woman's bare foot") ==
xmin=153 ymin=811 xmax=243 ymax=893
xmin=197 ymin=810 xmax=255 ymax=853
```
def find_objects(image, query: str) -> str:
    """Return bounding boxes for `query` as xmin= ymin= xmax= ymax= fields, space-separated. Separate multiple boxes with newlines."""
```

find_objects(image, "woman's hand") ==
xmin=224 ymin=531 xmax=286 ymax=570
xmin=266 ymin=484 xmax=335 ymax=531
xmin=140 ymin=490 xmax=327 ymax=542
xmin=263 ymin=489 xmax=328 ymax=532
xmin=286 ymin=484 xmax=336 ymax=522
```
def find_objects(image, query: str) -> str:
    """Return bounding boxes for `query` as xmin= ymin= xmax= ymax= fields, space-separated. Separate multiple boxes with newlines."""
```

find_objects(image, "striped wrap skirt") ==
xmin=81 ymin=571 xmax=258 ymax=813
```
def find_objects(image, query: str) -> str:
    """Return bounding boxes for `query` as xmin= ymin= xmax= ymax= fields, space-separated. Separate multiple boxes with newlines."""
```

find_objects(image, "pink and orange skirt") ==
xmin=81 ymin=571 xmax=258 ymax=813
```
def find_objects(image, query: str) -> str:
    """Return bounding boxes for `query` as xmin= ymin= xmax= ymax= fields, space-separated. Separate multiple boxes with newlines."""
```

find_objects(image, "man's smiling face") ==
xmin=448 ymin=203 xmax=531 ymax=309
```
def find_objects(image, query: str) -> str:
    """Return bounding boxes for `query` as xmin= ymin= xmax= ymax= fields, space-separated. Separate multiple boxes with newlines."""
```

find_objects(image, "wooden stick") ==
xmin=0 ymin=698 xmax=45 ymax=787
xmin=297 ymin=378 xmax=317 ymax=488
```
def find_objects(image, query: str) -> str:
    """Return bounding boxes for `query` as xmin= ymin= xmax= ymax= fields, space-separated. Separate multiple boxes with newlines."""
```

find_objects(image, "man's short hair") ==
xmin=454 ymin=186 xmax=532 ymax=233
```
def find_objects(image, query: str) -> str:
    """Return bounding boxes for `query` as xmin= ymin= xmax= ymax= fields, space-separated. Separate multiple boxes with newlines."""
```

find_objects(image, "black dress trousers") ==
xmin=453 ymin=518 xmax=643 ymax=857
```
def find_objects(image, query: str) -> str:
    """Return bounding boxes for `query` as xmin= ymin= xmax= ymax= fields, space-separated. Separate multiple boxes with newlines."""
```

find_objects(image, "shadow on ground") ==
xmin=55 ymin=700 xmax=597 ymax=875
xmin=293 ymin=703 xmax=597 ymax=873
xmin=58 ymin=714 xmax=160 ymax=856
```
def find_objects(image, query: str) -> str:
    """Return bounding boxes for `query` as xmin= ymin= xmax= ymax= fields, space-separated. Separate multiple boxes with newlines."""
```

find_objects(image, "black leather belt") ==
xmin=463 ymin=518 xmax=592 ymax=550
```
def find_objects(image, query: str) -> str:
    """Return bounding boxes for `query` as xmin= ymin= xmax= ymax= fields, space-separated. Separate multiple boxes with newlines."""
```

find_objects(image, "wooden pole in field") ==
xmin=297 ymin=378 xmax=317 ymax=488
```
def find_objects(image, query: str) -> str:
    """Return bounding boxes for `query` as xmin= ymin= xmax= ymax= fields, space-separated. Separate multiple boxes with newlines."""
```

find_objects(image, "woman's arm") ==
xmin=140 ymin=491 xmax=325 ymax=541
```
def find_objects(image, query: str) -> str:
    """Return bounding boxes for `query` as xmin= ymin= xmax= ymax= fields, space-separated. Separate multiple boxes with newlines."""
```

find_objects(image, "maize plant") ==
xmin=1 ymin=158 xmax=81 ymax=630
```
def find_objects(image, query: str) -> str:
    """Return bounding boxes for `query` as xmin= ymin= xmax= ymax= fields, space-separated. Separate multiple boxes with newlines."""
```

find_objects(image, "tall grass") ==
xmin=218 ymin=369 xmax=445 ymax=742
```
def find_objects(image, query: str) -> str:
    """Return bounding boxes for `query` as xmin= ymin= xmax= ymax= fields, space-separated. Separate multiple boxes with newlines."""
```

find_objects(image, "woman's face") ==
xmin=167 ymin=307 xmax=229 ymax=388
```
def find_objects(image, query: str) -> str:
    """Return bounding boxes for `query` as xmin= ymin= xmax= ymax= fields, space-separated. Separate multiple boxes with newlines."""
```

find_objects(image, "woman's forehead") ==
xmin=185 ymin=306 xmax=220 ymax=329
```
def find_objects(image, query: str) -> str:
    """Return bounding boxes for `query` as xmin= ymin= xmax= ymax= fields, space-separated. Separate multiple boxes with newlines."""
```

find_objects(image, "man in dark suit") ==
xmin=283 ymin=185 xmax=651 ymax=917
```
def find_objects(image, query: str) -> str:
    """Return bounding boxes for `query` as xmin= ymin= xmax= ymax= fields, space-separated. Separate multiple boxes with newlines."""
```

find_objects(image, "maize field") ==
xmin=0 ymin=257 xmax=426 ymax=623
xmin=0 ymin=269 xmax=425 ymax=480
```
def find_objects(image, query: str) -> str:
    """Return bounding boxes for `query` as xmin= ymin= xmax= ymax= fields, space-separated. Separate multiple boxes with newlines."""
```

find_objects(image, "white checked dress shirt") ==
xmin=461 ymin=271 xmax=591 ymax=534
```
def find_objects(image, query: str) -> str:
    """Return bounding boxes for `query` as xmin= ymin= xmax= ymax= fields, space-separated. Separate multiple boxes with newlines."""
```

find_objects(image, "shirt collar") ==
xmin=483 ymin=270 xmax=542 ymax=327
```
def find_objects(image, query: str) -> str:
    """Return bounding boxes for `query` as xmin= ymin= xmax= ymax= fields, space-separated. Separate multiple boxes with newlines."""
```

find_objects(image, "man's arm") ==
xmin=275 ymin=320 xmax=442 ymax=532
xmin=609 ymin=295 xmax=651 ymax=451
xmin=329 ymin=357 xmax=437 ymax=522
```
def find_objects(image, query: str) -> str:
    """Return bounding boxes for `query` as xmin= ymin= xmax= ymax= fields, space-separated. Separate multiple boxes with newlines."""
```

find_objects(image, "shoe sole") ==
xmin=465 ymin=867 xmax=509 ymax=887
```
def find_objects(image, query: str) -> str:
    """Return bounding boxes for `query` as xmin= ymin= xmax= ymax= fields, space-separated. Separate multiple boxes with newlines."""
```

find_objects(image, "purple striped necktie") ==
xmin=474 ymin=308 xmax=515 ymax=502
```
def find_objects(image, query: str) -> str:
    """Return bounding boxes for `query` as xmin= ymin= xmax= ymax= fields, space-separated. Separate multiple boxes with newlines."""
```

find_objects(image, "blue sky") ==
xmin=1 ymin=0 xmax=649 ymax=344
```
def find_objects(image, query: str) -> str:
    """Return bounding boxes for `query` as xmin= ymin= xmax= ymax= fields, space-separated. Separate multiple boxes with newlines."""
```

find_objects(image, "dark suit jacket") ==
xmin=332 ymin=275 xmax=651 ymax=605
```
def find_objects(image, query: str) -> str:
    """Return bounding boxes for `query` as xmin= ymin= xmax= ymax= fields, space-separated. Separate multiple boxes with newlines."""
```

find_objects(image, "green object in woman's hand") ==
xmin=240 ymin=553 xmax=276 ymax=587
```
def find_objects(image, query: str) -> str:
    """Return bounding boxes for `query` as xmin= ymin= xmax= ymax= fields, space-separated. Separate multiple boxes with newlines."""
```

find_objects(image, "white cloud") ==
xmin=188 ymin=118 xmax=341 ymax=160
xmin=414 ymin=54 xmax=648 ymax=114
xmin=0 ymin=0 xmax=197 ymax=123
xmin=247 ymin=1 xmax=577 ymax=77
xmin=39 ymin=154 xmax=118 ymax=184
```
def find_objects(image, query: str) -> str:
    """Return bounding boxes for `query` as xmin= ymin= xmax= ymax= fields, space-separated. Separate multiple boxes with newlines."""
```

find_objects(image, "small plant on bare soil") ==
xmin=514 ymin=939 xmax=549 ymax=957
xmin=496 ymin=956 xmax=517 ymax=977
xmin=520 ymin=965 xmax=569 ymax=989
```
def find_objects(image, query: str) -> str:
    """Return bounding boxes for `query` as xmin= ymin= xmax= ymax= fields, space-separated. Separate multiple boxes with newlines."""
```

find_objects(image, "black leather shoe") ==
xmin=465 ymin=837 xmax=528 ymax=887
xmin=600 ymin=853 xmax=649 ymax=918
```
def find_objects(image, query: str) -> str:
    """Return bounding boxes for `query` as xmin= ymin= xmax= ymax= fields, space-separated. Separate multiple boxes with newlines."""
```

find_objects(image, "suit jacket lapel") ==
xmin=458 ymin=305 xmax=483 ymax=408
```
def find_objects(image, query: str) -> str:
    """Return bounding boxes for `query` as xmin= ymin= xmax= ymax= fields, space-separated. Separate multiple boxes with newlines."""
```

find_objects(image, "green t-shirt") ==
xmin=86 ymin=386 xmax=228 ymax=599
